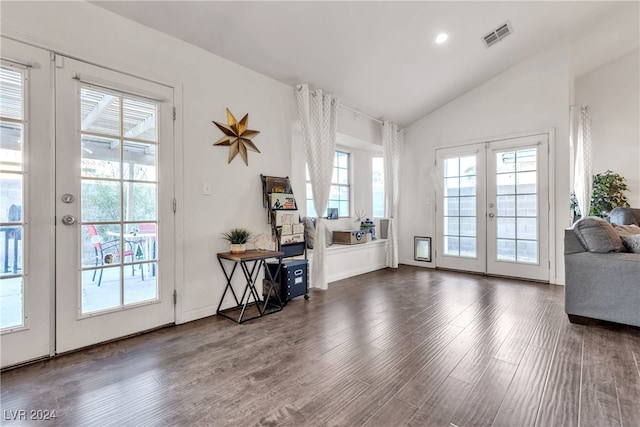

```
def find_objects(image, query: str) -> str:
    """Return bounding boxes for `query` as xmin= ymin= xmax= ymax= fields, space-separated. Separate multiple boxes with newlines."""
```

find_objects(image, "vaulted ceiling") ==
xmin=93 ymin=1 xmax=639 ymax=127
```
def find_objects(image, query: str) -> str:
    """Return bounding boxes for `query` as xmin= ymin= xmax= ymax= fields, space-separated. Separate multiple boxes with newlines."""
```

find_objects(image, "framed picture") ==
xmin=264 ymin=176 xmax=291 ymax=195
xmin=275 ymin=210 xmax=298 ymax=226
xmin=326 ymin=208 xmax=338 ymax=220
xmin=270 ymin=193 xmax=297 ymax=210
xmin=281 ymin=233 xmax=304 ymax=244
xmin=414 ymin=236 xmax=432 ymax=262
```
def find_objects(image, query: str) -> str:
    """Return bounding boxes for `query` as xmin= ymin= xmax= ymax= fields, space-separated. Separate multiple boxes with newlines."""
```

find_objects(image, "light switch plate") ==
xmin=203 ymin=182 xmax=212 ymax=195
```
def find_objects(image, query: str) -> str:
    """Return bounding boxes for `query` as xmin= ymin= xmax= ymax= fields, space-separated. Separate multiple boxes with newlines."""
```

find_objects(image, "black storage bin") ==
xmin=265 ymin=259 xmax=308 ymax=302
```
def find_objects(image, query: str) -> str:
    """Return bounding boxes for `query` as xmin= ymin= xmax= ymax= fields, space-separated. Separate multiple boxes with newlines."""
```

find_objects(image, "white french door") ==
xmin=436 ymin=134 xmax=550 ymax=282
xmin=435 ymin=146 xmax=487 ymax=274
xmin=55 ymin=57 xmax=175 ymax=353
xmin=1 ymin=39 xmax=53 ymax=367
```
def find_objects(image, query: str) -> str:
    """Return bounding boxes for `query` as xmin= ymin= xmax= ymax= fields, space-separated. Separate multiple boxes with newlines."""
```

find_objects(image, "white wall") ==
xmin=575 ymin=50 xmax=640 ymax=208
xmin=400 ymin=40 xmax=571 ymax=284
xmin=1 ymin=1 xmax=296 ymax=323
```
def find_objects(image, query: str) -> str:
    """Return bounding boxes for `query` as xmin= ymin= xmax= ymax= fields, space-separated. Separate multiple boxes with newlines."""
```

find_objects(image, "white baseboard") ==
xmin=179 ymin=305 xmax=218 ymax=324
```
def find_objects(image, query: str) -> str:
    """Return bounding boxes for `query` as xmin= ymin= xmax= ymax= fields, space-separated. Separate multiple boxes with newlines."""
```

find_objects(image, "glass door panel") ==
xmin=442 ymin=156 xmax=477 ymax=257
xmin=78 ymin=86 xmax=160 ymax=316
xmin=0 ymin=64 xmax=25 ymax=331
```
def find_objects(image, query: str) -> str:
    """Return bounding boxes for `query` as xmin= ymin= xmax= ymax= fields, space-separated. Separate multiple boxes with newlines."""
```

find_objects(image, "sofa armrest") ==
xmin=565 ymin=251 xmax=640 ymax=327
xmin=564 ymin=229 xmax=586 ymax=255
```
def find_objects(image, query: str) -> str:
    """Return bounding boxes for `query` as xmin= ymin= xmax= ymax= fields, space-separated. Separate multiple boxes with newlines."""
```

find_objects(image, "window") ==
xmin=0 ymin=63 xmax=26 ymax=330
xmin=372 ymin=157 xmax=385 ymax=217
xmin=306 ymin=150 xmax=350 ymax=217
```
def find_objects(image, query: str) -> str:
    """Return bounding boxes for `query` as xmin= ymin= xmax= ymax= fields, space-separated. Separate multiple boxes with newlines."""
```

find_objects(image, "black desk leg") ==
xmin=239 ymin=259 xmax=266 ymax=317
xmin=216 ymin=258 xmax=241 ymax=314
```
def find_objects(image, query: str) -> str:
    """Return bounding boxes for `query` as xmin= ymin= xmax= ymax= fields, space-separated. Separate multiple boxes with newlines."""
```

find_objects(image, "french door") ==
xmin=1 ymin=39 xmax=53 ymax=367
xmin=55 ymin=57 xmax=175 ymax=353
xmin=436 ymin=134 xmax=549 ymax=282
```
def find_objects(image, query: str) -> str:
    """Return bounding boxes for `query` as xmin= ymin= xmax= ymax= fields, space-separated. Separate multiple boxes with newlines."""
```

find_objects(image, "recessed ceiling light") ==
xmin=435 ymin=32 xmax=449 ymax=44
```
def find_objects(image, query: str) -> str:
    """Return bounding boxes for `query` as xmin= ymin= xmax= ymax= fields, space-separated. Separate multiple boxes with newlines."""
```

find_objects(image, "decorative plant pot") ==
xmin=230 ymin=243 xmax=247 ymax=254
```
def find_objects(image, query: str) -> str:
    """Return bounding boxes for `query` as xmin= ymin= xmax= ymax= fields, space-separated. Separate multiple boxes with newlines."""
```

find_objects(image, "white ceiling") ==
xmin=92 ymin=1 xmax=639 ymax=127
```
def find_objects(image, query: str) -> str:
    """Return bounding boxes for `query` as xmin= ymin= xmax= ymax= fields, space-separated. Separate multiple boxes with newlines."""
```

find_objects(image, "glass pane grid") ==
xmin=495 ymin=149 xmax=538 ymax=264
xmin=1 ymin=66 xmax=25 ymax=330
xmin=372 ymin=157 xmax=384 ymax=218
xmin=307 ymin=151 xmax=350 ymax=217
xmin=0 ymin=66 xmax=24 ymax=120
xmin=79 ymin=87 xmax=160 ymax=314
xmin=442 ymin=156 xmax=476 ymax=258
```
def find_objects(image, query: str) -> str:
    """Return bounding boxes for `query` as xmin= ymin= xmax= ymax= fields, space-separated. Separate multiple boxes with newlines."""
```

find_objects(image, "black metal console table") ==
xmin=216 ymin=249 xmax=285 ymax=324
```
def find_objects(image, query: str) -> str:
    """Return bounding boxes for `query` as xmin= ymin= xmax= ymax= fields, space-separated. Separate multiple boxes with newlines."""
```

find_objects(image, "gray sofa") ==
xmin=564 ymin=207 xmax=640 ymax=327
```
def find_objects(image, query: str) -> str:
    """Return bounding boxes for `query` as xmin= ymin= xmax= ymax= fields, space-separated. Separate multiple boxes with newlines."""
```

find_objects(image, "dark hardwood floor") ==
xmin=2 ymin=265 xmax=639 ymax=426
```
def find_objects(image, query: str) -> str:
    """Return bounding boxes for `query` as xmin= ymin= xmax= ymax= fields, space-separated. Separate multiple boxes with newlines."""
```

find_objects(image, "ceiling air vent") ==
xmin=482 ymin=21 xmax=513 ymax=48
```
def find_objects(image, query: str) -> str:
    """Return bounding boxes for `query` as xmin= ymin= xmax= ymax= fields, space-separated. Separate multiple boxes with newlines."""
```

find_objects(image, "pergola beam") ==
xmin=124 ymin=114 xmax=155 ymax=140
xmin=82 ymin=94 xmax=116 ymax=131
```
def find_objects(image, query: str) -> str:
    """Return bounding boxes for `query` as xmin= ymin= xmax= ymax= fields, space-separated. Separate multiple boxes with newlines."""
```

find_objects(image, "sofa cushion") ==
xmin=620 ymin=234 xmax=640 ymax=253
xmin=573 ymin=217 xmax=625 ymax=253
xmin=610 ymin=207 xmax=640 ymax=227
xmin=614 ymin=224 xmax=640 ymax=236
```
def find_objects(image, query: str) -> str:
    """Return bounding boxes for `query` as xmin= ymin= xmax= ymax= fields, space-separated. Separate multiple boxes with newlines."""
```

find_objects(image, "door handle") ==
xmin=488 ymin=213 xmax=495 ymax=218
xmin=61 ymin=215 xmax=77 ymax=225
xmin=61 ymin=193 xmax=75 ymax=203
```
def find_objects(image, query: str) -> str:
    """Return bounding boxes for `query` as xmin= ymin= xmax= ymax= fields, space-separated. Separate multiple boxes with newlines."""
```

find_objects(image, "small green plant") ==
xmin=570 ymin=192 xmax=581 ymax=222
xmin=221 ymin=228 xmax=252 ymax=244
xmin=589 ymin=170 xmax=629 ymax=218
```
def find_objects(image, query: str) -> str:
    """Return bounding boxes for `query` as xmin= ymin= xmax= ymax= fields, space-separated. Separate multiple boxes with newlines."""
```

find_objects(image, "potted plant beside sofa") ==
xmin=590 ymin=170 xmax=630 ymax=219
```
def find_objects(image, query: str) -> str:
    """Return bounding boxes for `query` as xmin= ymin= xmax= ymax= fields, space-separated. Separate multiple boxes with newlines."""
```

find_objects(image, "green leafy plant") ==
xmin=570 ymin=192 xmax=581 ymax=222
xmin=589 ymin=170 xmax=629 ymax=218
xmin=221 ymin=228 xmax=253 ymax=244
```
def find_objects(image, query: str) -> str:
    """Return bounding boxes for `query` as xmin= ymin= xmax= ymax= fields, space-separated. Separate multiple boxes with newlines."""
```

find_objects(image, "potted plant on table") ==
xmin=222 ymin=228 xmax=253 ymax=254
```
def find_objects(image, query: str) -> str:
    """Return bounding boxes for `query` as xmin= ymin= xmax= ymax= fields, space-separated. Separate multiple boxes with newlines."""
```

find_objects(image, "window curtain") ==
xmin=382 ymin=121 xmax=404 ymax=268
xmin=573 ymin=105 xmax=592 ymax=219
xmin=295 ymin=84 xmax=338 ymax=290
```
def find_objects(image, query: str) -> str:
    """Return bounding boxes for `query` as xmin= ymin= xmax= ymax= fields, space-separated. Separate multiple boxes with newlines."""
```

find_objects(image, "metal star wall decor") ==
xmin=212 ymin=108 xmax=261 ymax=165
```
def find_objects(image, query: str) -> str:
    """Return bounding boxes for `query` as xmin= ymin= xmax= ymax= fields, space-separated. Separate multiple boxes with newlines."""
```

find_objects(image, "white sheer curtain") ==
xmin=573 ymin=105 xmax=592 ymax=219
xmin=382 ymin=121 xmax=404 ymax=268
xmin=295 ymin=84 xmax=338 ymax=290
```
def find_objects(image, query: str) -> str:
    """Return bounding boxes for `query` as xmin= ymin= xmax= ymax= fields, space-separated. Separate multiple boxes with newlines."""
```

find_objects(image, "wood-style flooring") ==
xmin=2 ymin=265 xmax=639 ymax=426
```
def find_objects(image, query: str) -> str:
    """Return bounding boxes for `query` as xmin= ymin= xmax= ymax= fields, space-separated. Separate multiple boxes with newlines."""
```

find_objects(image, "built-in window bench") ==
xmin=305 ymin=239 xmax=388 ymax=285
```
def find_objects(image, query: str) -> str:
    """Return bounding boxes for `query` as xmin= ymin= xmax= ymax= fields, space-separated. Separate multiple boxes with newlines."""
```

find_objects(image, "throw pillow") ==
xmin=325 ymin=225 xmax=333 ymax=247
xmin=302 ymin=217 xmax=315 ymax=249
xmin=573 ymin=217 xmax=625 ymax=253
xmin=620 ymin=234 xmax=640 ymax=253
xmin=614 ymin=224 xmax=640 ymax=236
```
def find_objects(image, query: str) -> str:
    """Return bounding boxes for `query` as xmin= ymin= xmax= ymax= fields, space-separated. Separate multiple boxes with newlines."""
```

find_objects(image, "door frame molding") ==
xmin=432 ymin=128 xmax=556 ymax=283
